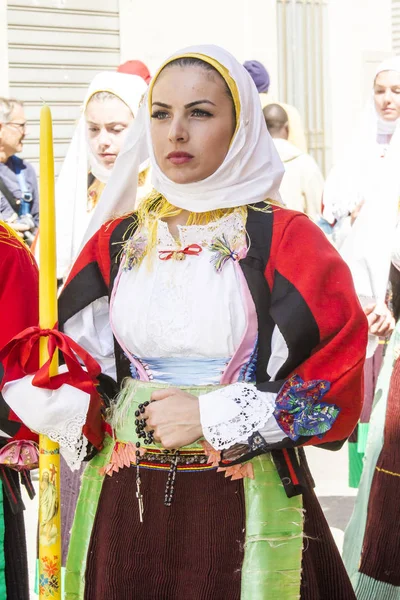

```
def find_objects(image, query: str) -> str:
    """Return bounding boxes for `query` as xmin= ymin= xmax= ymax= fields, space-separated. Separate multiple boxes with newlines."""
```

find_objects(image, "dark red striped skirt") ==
xmin=83 ymin=463 xmax=355 ymax=600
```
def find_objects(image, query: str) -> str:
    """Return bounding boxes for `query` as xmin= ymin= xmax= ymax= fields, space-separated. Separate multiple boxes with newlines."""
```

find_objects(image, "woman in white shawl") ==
xmin=338 ymin=59 xmax=400 ymax=599
xmin=52 ymin=69 xmax=148 ymax=567
xmin=55 ymin=71 xmax=148 ymax=279
xmin=323 ymin=58 xmax=400 ymax=488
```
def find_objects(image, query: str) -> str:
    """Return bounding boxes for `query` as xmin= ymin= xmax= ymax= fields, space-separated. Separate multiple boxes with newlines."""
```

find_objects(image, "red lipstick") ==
xmin=167 ymin=151 xmax=194 ymax=165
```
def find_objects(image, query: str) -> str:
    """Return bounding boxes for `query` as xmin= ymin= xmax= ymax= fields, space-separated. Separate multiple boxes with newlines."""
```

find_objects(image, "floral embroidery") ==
xmin=209 ymin=234 xmax=247 ymax=272
xmin=273 ymin=374 xmax=339 ymax=441
xmin=39 ymin=555 xmax=60 ymax=598
xmin=129 ymin=360 xmax=140 ymax=380
xmin=121 ymin=233 xmax=147 ymax=271
xmin=238 ymin=338 xmax=258 ymax=383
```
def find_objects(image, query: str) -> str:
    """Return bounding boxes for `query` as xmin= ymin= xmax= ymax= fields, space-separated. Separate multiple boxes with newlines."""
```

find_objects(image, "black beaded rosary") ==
xmin=135 ymin=400 xmax=181 ymax=521
xmin=135 ymin=400 xmax=152 ymax=523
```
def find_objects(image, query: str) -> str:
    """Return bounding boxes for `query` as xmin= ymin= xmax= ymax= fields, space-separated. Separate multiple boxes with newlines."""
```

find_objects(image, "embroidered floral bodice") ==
xmin=109 ymin=211 xmax=284 ymax=450
xmin=111 ymin=211 xmax=248 ymax=360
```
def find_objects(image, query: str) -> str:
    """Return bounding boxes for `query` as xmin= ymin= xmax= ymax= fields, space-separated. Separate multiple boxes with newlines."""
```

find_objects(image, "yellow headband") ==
xmin=148 ymin=52 xmax=241 ymax=132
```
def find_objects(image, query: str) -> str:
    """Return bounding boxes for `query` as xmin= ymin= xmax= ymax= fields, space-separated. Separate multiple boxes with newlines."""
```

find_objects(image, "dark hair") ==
xmin=390 ymin=263 xmax=400 ymax=323
xmin=161 ymin=57 xmax=236 ymax=121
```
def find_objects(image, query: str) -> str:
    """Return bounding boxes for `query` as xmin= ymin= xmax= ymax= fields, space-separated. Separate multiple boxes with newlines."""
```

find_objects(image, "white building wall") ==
xmin=0 ymin=2 xmax=9 ymax=96
xmin=327 ymin=0 xmax=393 ymax=165
xmin=6 ymin=0 xmax=121 ymax=175
xmin=393 ymin=0 xmax=400 ymax=53
xmin=119 ymin=0 xmax=280 ymax=97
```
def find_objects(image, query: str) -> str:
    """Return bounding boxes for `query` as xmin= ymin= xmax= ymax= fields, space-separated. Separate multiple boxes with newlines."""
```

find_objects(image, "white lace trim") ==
xmin=60 ymin=436 xmax=88 ymax=472
xmin=157 ymin=210 xmax=247 ymax=249
xmin=42 ymin=413 xmax=88 ymax=471
xmin=199 ymin=382 xmax=276 ymax=450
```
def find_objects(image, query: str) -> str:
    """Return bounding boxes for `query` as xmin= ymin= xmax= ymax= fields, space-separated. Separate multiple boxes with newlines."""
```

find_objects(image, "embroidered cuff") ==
xmin=199 ymin=382 xmax=283 ymax=450
xmin=273 ymin=374 xmax=339 ymax=441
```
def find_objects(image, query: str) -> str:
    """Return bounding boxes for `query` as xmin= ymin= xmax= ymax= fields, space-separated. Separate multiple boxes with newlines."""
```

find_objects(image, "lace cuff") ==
xmin=2 ymin=375 xmax=90 ymax=471
xmin=199 ymin=382 xmax=284 ymax=450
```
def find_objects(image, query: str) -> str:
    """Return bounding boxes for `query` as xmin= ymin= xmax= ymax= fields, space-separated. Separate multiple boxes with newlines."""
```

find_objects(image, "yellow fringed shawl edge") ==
xmin=0 ymin=221 xmax=34 ymax=261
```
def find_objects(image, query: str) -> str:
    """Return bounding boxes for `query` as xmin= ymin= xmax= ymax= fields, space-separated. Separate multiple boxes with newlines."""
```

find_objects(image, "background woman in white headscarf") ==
xmin=55 ymin=71 xmax=148 ymax=279
xmin=339 ymin=58 xmax=400 ymax=599
xmin=2 ymin=45 xmax=366 ymax=599
xmin=49 ymin=69 xmax=148 ymax=568
xmin=323 ymin=58 xmax=400 ymax=488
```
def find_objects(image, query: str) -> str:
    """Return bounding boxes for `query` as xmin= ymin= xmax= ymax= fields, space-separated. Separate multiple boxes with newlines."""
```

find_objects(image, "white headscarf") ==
xmin=323 ymin=56 xmax=400 ymax=225
xmin=55 ymin=71 xmax=147 ymax=278
xmin=330 ymin=57 xmax=400 ymax=356
xmin=82 ymin=45 xmax=284 ymax=246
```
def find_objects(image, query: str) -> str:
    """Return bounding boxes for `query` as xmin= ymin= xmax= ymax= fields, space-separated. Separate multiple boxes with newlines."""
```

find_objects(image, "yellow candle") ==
xmin=38 ymin=104 xmax=61 ymax=599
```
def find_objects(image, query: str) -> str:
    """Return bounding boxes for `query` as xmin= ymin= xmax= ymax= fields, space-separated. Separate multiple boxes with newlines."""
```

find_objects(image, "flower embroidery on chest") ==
xmin=209 ymin=234 xmax=247 ymax=273
xmin=121 ymin=233 xmax=147 ymax=271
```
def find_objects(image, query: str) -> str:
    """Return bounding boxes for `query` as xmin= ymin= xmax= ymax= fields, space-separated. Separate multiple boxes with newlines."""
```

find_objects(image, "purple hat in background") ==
xmin=243 ymin=60 xmax=270 ymax=93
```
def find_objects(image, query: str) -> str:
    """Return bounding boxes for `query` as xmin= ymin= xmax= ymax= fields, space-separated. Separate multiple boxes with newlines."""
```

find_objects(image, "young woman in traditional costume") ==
xmin=0 ymin=222 xmax=39 ymax=599
xmin=343 ymin=288 xmax=400 ymax=599
xmin=53 ymin=68 xmax=149 ymax=566
xmin=55 ymin=70 xmax=148 ymax=280
xmin=3 ymin=46 xmax=367 ymax=599
xmin=340 ymin=60 xmax=400 ymax=599
xmin=323 ymin=58 xmax=400 ymax=488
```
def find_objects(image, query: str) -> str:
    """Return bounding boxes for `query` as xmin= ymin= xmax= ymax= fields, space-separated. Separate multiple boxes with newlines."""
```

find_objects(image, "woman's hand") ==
xmin=364 ymin=303 xmax=395 ymax=338
xmin=143 ymin=388 xmax=203 ymax=450
xmin=350 ymin=200 xmax=365 ymax=225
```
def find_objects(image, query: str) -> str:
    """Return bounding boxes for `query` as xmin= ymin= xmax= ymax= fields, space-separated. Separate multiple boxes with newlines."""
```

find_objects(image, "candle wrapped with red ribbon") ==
xmin=0 ymin=327 xmax=105 ymax=451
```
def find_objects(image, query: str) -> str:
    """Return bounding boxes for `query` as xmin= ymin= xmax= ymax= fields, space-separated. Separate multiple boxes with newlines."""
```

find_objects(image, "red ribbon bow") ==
xmin=0 ymin=327 xmax=104 ymax=450
xmin=158 ymin=243 xmax=203 ymax=261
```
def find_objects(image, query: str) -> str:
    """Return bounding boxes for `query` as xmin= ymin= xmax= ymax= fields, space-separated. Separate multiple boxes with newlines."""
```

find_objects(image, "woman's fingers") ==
xmin=363 ymin=303 xmax=377 ymax=316
xmin=150 ymin=387 xmax=180 ymax=402
xmin=367 ymin=312 xmax=380 ymax=329
xmin=369 ymin=309 xmax=395 ymax=337
xmin=376 ymin=315 xmax=395 ymax=337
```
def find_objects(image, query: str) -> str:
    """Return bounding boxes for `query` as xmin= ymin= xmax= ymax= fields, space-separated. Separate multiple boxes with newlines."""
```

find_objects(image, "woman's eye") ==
xmin=191 ymin=108 xmax=212 ymax=117
xmin=110 ymin=127 xmax=125 ymax=133
xmin=151 ymin=110 xmax=169 ymax=120
xmin=88 ymin=127 xmax=99 ymax=132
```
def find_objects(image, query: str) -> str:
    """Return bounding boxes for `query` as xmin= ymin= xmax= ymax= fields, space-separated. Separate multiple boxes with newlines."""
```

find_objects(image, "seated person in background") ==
xmin=0 ymin=98 xmax=38 ymax=246
xmin=264 ymin=103 xmax=324 ymax=222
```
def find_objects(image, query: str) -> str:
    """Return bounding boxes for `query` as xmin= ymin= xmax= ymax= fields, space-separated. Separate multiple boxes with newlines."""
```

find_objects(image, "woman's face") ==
xmin=85 ymin=96 xmax=133 ymax=169
xmin=374 ymin=70 xmax=400 ymax=121
xmin=150 ymin=65 xmax=236 ymax=184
